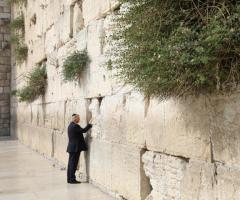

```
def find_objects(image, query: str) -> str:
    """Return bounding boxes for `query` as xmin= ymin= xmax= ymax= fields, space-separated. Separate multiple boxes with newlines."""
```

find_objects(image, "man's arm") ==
xmin=82 ymin=124 xmax=92 ymax=133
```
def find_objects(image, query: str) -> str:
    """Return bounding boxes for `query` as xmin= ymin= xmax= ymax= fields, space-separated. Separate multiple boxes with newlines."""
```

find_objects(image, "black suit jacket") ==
xmin=66 ymin=122 xmax=92 ymax=153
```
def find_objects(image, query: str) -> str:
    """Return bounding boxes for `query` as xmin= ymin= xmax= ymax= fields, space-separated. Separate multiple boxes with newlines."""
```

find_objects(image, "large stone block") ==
xmin=88 ymin=138 xmax=144 ymax=200
xmin=53 ymin=131 xmax=68 ymax=165
xmin=143 ymin=151 xmax=188 ymax=200
xmin=16 ymin=104 xmax=32 ymax=124
xmin=95 ymin=93 xmax=127 ymax=143
xmin=17 ymin=123 xmax=53 ymax=157
xmin=209 ymin=94 xmax=240 ymax=167
xmin=144 ymin=97 xmax=211 ymax=161
xmin=28 ymin=37 xmax=46 ymax=66
xmin=34 ymin=126 xmax=53 ymax=157
xmin=180 ymin=160 xmax=215 ymax=200
xmin=215 ymin=163 xmax=240 ymax=200
xmin=143 ymin=151 xmax=215 ymax=200
xmin=82 ymin=0 xmax=119 ymax=25
xmin=72 ymin=1 xmax=84 ymax=37
xmin=55 ymin=8 xmax=72 ymax=45
xmin=45 ymin=25 xmax=58 ymax=55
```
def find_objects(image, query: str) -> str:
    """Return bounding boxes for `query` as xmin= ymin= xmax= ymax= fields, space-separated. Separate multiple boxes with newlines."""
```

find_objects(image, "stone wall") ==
xmin=11 ymin=1 xmax=240 ymax=199
xmin=0 ymin=0 xmax=10 ymax=137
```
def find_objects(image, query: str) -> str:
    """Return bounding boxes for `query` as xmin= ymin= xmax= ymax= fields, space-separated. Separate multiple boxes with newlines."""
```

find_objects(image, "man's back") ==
xmin=67 ymin=122 xmax=91 ymax=152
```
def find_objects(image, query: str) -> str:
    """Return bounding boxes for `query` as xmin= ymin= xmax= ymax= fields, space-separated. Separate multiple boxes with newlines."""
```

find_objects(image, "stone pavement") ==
xmin=0 ymin=140 xmax=115 ymax=200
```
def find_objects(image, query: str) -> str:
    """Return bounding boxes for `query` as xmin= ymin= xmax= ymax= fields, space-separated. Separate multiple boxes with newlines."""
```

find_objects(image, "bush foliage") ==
xmin=62 ymin=50 xmax=90 ymax=81
xmin=7 ymin=0 xmax=27 ymax=5
xmin=108 ymin=0 xmax=240 ymax=98
xmin=10 ymin=13 xmax=28 ymax=63
xmin=10 ymin=14 xmax=24 ymax=31
xmin=16 ymin=65 xmax=47 ymax=102
xmin=15 ymin=44 xmax=28 ymax=63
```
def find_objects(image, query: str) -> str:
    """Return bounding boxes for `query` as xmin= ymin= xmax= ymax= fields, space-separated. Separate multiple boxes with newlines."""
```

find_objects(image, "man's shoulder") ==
xmin=69 ymin=122 xmax=80 ymax=128
xmin=68 ymin=122 xmax=76 ymax=129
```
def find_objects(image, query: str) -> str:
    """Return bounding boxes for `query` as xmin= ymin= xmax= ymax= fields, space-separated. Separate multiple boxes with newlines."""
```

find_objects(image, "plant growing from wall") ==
xmin=15 ymin=43 xmax=28 ymax=63
xmin=108 ymin=0 xmax=240 ymax=98
xmin=10 ymin=13 xmax=28 ymax=63
xmin=16 ymin=65 xmax=47 ymax=102
xmin=10 ymin=14 xmax=24 ymax=31
xmin=62 ymin=50 xmax=90 ymax=81
xmin=7 ymin=0 xmax=27 ymax=6
xmin=10 ymin=35 xmax=20 ymax=44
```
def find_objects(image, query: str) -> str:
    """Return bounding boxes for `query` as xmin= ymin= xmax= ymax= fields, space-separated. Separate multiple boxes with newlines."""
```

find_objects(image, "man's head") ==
xmin=72 ymin=114 xmax=80 ymax=123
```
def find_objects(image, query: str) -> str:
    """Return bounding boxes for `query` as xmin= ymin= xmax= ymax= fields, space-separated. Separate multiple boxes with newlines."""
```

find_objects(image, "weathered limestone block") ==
xmin=143 ymin=151 xmax=216 ymax=200
xmin=34 ymin=126 xmax=53 ymax=157
xmin=123 ymin=92 xmax=146 ymax=146
xmin=20 ymin=123 xmax=41 ymax=151
xmin=28 ymin=36 xmax=46 ymax=66
xmin=144 ymin=97 xmax=211 ymax=161
xmin=25 ymin=0 xmax=43 ymax=39
xmin=72 ymin=1 xmax=84 ymax=37
xmin=87 ymin=19 xmax=105 ymax=59
xmin=53 ymin=131 xmax=68 ymax=165
xmin=84 ymin=55 xmax=113 ymax=98
xmin=44 ymin=0 xmax=61 ymax=29
xmin=83 ymin=19 xmax=113 ymax=97
xmin=16 ymin=104 xmax=32 ymax=124
xmin=55 ymin=8 xmax=72 ymax=45
xmin=142 ymin=151 xmax=188 ymax=200
xmin=87 ymin=139 xmax=113 ymax=191
xmin=16 ymin=123 xmax=29 ymax=145
xmin=215 ymin=163 xmax=240 ymax=200
xmin=180 ymin=160 xmax=215 ymax=200
xmin=210 ymin=94 xmax=240 ymax=167
xmin=111 ymin=143 xmax=145 ymax=200
xmin=45 ymin=25 xmax=58 ymax=55
xmin=82 ymin=0 xmax=119 ymax=25
xmin=44 ymin=62 xmax=61 ymax=102
xmin=96 ymin=91 xmax=146 ymax=146
xmin=75 ymin=28 xmax=87 ymax=50
xmin=31 ymin=104 xmax=39 ymax=126
xmin=97 ymin=93 xmax=126 ymax=142
xmin=88 ymin=138 xmax=144 ymax=200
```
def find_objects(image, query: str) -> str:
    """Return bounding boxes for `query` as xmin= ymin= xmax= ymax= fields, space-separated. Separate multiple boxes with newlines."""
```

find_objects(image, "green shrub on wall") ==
xmin=10 ymin=13 xmax=28 ymax=63
xmin=10 ymin=14 xmax=24 ymax=31
xmin=16 ymin=65 xmax=47 ymax=102
xmin=15 ymin=44 xmax=28 ymax=63
xmin=62 ymin=50 xmax=90 ymax=81
xmin=10 ymin=35 xmax=20 ymax=44
xmin=7 ymin=0 xmax=27 ymax=5
xmin=108 ymin=0 xmax=240 ymax=98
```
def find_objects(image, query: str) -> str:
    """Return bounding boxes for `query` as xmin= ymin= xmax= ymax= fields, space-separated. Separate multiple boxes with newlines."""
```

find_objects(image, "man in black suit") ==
xmin=66 ymin=114 xmax=92 ymax=184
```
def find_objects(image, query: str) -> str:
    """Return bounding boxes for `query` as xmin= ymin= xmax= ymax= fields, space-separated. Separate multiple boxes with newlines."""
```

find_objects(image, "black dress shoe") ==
xmin=68 ymin=180 xmax=81 ymax=184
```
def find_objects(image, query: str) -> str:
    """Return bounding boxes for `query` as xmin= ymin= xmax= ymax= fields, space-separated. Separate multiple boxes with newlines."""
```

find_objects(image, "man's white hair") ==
xmin=72 ymin=114 xmax=79 ymax=121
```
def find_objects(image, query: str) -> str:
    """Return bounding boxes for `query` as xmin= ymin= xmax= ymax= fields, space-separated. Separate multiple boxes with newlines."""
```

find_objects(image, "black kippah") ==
xmin=72 ymin=114 xmax=77 ymax=117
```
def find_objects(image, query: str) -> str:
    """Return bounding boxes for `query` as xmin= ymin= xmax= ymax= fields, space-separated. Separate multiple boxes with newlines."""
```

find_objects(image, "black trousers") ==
xmin=67 ymin=151 xmax=81 ymax=181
